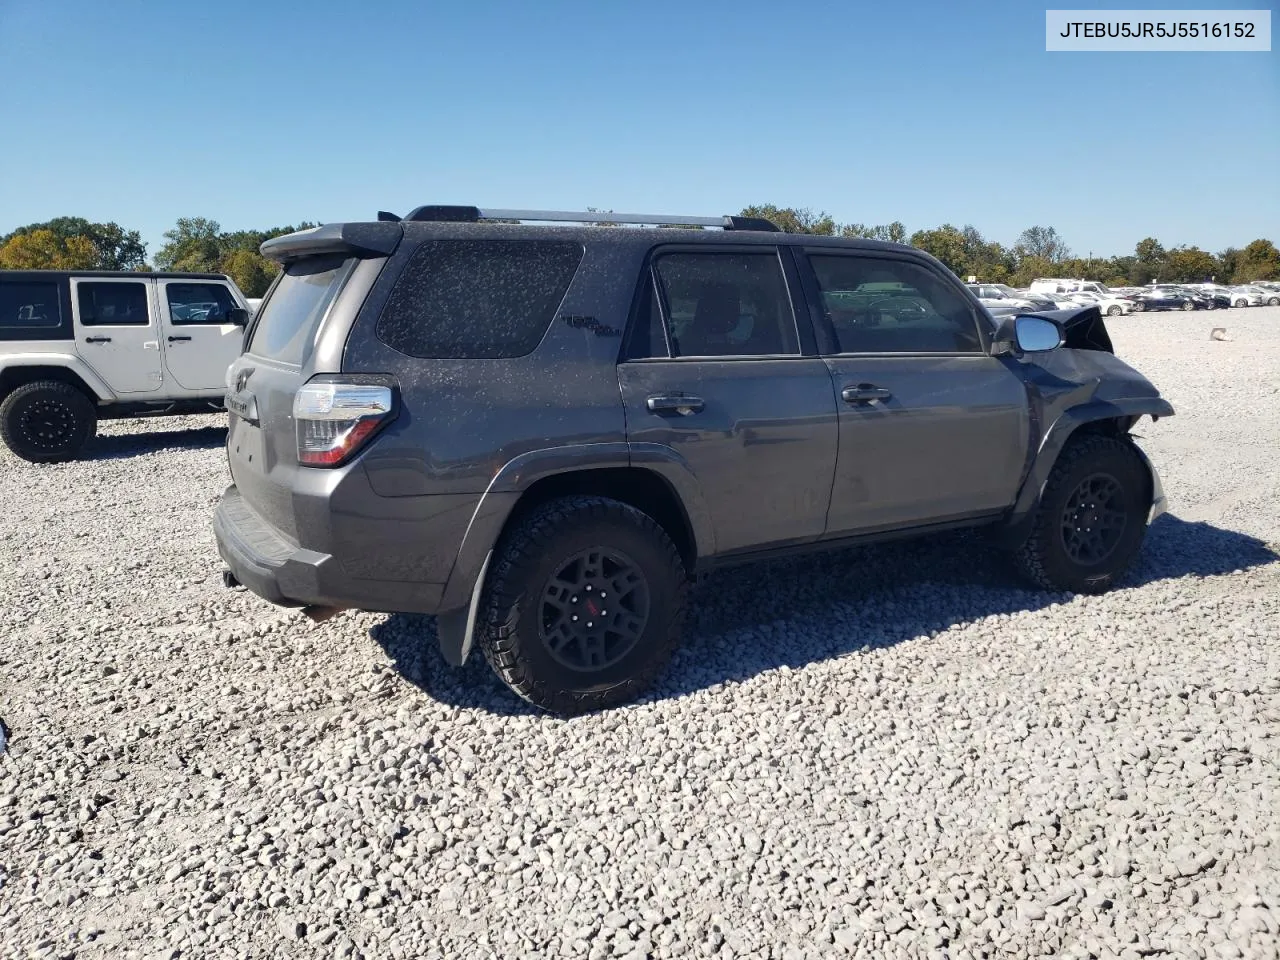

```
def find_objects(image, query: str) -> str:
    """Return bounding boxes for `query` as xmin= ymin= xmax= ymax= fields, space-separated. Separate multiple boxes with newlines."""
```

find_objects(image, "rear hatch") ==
xmin=224 ymin=223 xmax=399 ymax=540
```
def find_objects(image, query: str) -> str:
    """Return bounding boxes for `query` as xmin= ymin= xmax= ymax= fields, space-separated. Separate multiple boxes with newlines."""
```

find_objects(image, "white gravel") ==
xmin=2 ymin=308 xmax=1278 ymax=960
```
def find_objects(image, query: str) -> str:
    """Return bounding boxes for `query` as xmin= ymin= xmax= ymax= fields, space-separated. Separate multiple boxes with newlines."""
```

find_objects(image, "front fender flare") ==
xmin=1 ymin=354 xmax=113 ymax=401
xmin=434 ymin=441 xmax=714 ymax=666
xmin=997 ymin=397 xmax=1174 ymax=545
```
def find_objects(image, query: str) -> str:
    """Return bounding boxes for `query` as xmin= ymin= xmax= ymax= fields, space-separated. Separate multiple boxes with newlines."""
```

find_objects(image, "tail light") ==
xmin=294 ymin=376 xmax=397 ymax=467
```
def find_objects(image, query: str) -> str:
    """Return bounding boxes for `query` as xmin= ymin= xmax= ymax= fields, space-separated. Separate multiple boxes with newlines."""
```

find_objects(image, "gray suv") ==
xmin=215 ymin=206 xmax=1172 ymax=714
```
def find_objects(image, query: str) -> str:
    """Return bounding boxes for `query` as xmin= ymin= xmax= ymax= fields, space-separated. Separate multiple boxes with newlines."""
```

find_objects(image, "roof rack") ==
xmin=393 ymin=205 xmax=780 ymax=232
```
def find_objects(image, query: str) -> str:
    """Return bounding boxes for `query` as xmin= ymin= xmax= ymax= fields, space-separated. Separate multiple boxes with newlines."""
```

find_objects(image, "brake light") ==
xmin=294 ymin=378 xmax=396 ymax=467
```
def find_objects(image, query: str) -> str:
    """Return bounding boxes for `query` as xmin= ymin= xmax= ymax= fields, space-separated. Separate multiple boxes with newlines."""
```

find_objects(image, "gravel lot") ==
xmin=2 ymin=308 xmax=1278 ymax=960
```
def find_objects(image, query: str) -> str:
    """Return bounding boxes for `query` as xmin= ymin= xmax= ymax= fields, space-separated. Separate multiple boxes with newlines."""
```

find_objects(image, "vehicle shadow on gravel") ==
xmin=370 ymin=514 xmax=1276 ymax=715
xmin=88 ymin=425 xmax=227 ymax=460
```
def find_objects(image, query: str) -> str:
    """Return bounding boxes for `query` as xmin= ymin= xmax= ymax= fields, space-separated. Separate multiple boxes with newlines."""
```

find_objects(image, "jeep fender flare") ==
xmin=435 ymin=441 xmax=714 ymax=666
xmin=0 ymin=354 xmax=113 ymax=402
xmin=997 ymin=397 xmax=1174 ymax=546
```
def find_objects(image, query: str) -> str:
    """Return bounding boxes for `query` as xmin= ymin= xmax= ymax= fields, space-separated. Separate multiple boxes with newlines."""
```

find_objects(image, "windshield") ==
xmin=245 ymin=255 xmax=354 ymax=365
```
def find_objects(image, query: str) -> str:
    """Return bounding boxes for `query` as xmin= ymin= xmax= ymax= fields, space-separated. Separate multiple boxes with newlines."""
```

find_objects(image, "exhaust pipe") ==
xmin=301 ymin=605 xmax=347 ymax=623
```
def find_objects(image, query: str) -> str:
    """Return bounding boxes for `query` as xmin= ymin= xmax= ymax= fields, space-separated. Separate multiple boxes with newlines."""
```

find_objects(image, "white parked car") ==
xmin=1066 ymin=291 xmax=1135 ymax=316
xmin=0 ymin=270 xmax=252 ymax=462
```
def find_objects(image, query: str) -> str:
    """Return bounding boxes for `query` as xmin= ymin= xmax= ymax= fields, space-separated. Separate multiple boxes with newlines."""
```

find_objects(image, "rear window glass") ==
xmin=78 ymin=282 xmax=149 ymax=326
xmin=246 ymin=255 xmax=352 ymax=365
xmin=0 ymin=281 xmax=62 ymax=329
xmin=376 ymin=239 xmax=584 ymax=359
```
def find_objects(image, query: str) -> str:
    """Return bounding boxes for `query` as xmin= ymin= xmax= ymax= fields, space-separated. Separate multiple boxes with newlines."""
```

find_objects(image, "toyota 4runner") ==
xmin=215 ymin=206 xmax=1172 ymax=715
xmin=0 ymin=270 xmax=252 ymax=461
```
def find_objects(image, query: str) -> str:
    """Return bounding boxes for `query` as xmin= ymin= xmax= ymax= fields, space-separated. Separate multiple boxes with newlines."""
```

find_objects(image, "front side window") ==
xmin=166 ymin=283 xmax=239 ymax=325
xmin=78 ymin=282 xmax=150 ymax=326
xmin=0 ymin=282 xmax=61 ymax=330
xmin=809 ymin=255 xmax=983 ymax=354
xmin=651 ymin=251 xmax=798 ymax=358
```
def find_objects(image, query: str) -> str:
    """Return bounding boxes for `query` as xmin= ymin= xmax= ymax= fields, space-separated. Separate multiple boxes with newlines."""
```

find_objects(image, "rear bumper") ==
xmin=214 ymin=485 xmax=444 ymax=614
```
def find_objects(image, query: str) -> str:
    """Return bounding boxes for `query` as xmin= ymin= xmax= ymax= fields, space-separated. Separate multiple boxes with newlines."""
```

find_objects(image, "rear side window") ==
xmin=78 ymin=282 xmax=150 ymax=326
xmin=376 ymin=240 xmax=584 ymax=359
xmin=0 ymin=282 xmax=61 ymax=330
xmin=246 ymin=255 xmax=352 ymax=365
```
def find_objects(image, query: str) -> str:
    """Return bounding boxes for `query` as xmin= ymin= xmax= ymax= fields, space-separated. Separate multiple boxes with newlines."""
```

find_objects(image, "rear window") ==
xmin=246 ymin=255 xmax=352 ymax=365
xmin=1 ymin=281 xmax=62 ymax=330
xmin=376 ymin=239 xmax=584 ymax=359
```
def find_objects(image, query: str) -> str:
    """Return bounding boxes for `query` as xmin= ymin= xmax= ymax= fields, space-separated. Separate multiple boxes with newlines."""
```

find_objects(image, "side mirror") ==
xmin=227 ymin=307 xmax=250 ymax=327
xmin=991 ymin=315 xmax=1064 ymax=356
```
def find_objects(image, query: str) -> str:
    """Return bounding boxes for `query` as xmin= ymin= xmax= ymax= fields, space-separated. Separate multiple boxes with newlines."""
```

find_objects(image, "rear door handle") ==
xmin=168 ymin=335 xmax=192 ymax=343
xmin=841 ymin=384 xmax=892 ymax=404
xmin=646 ymin=394 xmax=705 ymax=415
xmin=84 ymin=336 xmax=111 ymax=344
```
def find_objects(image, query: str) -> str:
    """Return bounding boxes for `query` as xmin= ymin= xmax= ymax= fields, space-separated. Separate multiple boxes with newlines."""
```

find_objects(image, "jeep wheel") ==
xmin=476 ymin=496 xmax=688 ymax=715
xmin=1013 ymin=434 xmax=1150 ymax=595
xmin=0 ymin=381 xmax=98 ymax=463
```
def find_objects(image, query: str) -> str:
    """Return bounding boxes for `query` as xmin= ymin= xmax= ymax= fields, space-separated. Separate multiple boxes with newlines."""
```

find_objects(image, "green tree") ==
xmin=739 ymin=205 xmax=836 ymax=235
xmin=1 ymin=216 xmax=146 ymax=270
xmin=155 ymin=217 xmax=223 ymax=272
xmin=909 ymin=224 xmax=968 ymax=275
xmin=0 ymin=229 xmax=98 ymax=269
xmin=1015 ymin=226 xmax=1070 ymax=263
xmin=1164 ymin=246 xmax=1218 ymax=283
xmin=842 ymin=221 xmax=908 ymax=244
xmin=1216 ymin=247 xmax=1241 ymax=283
xmin=1234 ymin=239 xmax=1280 ymax=282
xmin=1132 ymin=237 xmax=1167 ymax=284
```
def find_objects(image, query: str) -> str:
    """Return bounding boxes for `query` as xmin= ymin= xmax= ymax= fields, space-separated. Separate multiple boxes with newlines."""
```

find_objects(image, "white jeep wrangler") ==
xmin=0 ymin=270 xmax=252 ymax=462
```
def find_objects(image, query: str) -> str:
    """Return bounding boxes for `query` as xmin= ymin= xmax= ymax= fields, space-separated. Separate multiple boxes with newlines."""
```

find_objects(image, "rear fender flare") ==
xmin=0 ymin=355 xmax=113 ymax=402
xmin=997 ymin=397 xmax=1174 ymax=545
xmin=435 ymin=441 xmax=714 ymax=666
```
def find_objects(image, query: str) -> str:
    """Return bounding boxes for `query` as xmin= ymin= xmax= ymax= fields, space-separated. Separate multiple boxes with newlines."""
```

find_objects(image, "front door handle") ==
xmin=84 ymin=336 xmax=112 ymax=344
xmin=646 ymin=394 xmax=705 ymax=415
xmin=841 ymin=383 xmax=892 ymax=404
xmin=168 ymin=335 xmax=192 ymax=343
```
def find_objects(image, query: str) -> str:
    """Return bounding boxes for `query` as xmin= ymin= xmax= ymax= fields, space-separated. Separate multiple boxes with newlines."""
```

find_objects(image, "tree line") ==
xmin=3 ymin=209 xmax=1278 ymax=295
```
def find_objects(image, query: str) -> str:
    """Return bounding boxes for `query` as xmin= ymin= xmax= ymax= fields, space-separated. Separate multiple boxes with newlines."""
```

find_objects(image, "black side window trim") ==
xmin=796 ymin=248 xmax=992 ymax=357
xmin=622 ymin=243 xmax=812 ymax=362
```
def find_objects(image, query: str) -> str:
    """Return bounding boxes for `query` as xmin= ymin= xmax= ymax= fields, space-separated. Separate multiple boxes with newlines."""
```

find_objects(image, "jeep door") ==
xmin=796 ymin=250 xmax=1029 ymax=535
xmin=157 ymin=279 xmax=246 ymax=392
xmin=618 ymin=247 xmax=839 ymax=555
xmin=70 ymin=277 xmax=164 ymax=394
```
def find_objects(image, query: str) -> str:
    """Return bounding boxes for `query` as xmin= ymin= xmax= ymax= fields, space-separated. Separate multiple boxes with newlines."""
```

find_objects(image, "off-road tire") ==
xmin=476 ymin=495 xmax=689 ymax=715
xmin=1013 ymin=434 xmax=1150 ymax=595
xmin=0 ymin=380 xmax=98 ymax=463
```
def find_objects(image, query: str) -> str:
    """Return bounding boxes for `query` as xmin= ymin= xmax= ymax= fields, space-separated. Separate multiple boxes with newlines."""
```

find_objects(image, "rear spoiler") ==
xmin=260 ymin=222 xmax=402 ymax=264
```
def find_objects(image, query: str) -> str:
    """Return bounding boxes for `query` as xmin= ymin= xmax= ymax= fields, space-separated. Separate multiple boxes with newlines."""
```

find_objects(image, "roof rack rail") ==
xmin=398 ymin=206 xmax=780 ymax=232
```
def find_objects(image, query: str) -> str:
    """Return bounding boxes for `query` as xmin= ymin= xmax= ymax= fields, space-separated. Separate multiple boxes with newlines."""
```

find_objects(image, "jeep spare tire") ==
xmin=0 ymin=380 xmax=98 ymax=463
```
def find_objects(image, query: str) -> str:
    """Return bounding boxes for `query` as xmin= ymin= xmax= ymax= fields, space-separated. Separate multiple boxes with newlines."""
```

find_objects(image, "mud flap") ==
xmin=436 ymin=550 xmax=493 ymax=667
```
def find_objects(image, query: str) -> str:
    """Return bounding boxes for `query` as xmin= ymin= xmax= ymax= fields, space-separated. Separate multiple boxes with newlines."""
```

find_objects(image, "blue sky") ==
xmin=0 ymin=0 xmax=1275 ymax=258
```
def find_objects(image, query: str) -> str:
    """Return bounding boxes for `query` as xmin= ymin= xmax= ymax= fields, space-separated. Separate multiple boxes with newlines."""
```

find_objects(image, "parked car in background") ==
xmin=965 ymin=284 xmax=1038 ymax=313
xmin=1129 ymin=288 xmax=1197 ymax=312
xmin=1247 ymin=282 xmax=1280 ymax=305
xmin=1153 ymin=285 xmax=1212 ymax=310
xmin=0 ymin=270 xmax=252 ymax=461
xmin=1066 ymin=291 xmax=1135 ymax=316
xmin=1229 ymin=285 xmax=1268 ymax=307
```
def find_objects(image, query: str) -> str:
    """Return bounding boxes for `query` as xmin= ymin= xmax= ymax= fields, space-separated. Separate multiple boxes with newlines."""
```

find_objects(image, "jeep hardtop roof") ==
xmin=0 ymin=270 xmax=231 ymax=281
xmin=259 ymin=206 xmax=920 ymax=263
